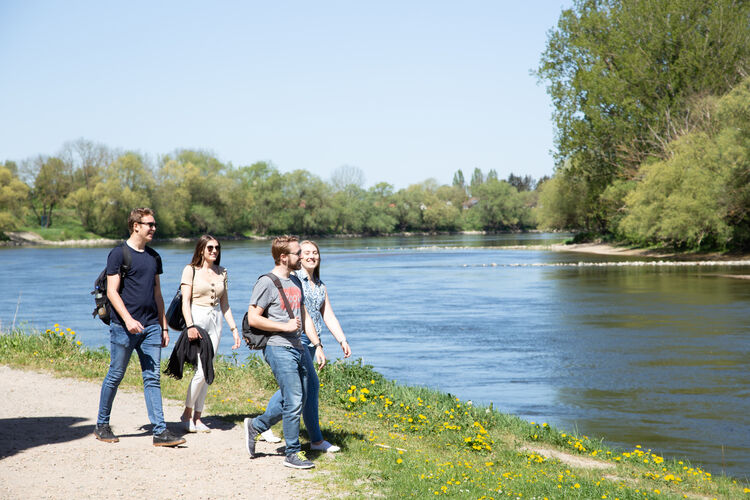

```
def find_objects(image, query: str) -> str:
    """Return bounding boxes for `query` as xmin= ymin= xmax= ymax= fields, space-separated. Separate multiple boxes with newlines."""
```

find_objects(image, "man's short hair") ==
xmin=271 ymin=235 xmax=299 ymax=264
xmin=128 ymin=207 xmax=155 ymax=234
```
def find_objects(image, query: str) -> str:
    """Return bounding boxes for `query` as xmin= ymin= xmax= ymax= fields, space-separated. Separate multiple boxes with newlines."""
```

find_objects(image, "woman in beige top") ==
xmin=179 ymin=235 xmax=241 ymax=432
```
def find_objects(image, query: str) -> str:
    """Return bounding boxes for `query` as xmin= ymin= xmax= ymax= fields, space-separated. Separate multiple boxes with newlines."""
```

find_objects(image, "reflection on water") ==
xmin=547 ymin=267 xmax=750 ymax=477
xmin=1 ymin=233 xmax=749 ymax=477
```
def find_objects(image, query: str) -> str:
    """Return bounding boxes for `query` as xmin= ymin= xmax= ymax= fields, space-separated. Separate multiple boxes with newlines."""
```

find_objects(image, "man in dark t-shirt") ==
xmin=94 ymin=207 xmax=185 ymax=447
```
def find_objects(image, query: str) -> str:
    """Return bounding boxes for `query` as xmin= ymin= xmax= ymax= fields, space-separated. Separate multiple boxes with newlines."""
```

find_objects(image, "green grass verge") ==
xmin=1 ymin=325 xmax=747 ymax=499
xmin=20 ymin=209 xmax=102 ymax=241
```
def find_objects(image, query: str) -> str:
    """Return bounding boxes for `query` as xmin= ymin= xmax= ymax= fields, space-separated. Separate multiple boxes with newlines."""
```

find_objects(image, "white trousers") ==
xmin=185 ymin=304 xmax=221 ymax=413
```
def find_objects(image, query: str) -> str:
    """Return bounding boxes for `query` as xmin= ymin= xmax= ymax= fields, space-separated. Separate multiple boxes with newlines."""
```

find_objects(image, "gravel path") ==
xmin=0 ymin=366 xmax=321 ymax=499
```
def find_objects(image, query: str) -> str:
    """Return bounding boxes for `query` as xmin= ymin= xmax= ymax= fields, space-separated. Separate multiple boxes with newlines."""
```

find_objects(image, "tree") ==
xmin=231 ymin=161 xmax=287 ymax=235
xmin=507 ymin=173 xmax=535 ymax=192
xmin=153 ymin=159 xmax=200 ymax=236
xmin=452 ymin=169 xmax=465 ymax=189
xmin=29 ymin=156 xmax=73 ymax=227
xmin=469 ymin=168 xmax=484 ymax=194
xmin=618 ymin=77 xmax=750 ymax=249
xmin=59 ymin=138 xmax=112 ymax=190
xmin=330 ymin=165 xmax=365 ymax=192
xmin=363 ymin=183 xmax=397 ymax=234
xmin=61 ymin=139 xmax=112 ymax=229
xmin=535 ymin=169 xmax=590 ymax=230
xmin=473 ymin=179 xmax=527 ymax=230
xmin=85 ymin=153 xmax=154 ymax=237
xmin=0 ymin=164 xmax=29 ymax=231
xmin=281 ymin=169 xmax=334 ymax=235
xmin=618 ymin=132 xmax=733 ymax=249
xmin=537 ymin=0 xmax=750 ymax=230
xmin=154 ymin=150 xmax=233 ymax=236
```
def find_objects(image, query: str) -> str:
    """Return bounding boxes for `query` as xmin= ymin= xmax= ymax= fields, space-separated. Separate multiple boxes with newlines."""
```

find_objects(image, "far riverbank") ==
xmin=5 ymin=229 xmax=750 ymax=263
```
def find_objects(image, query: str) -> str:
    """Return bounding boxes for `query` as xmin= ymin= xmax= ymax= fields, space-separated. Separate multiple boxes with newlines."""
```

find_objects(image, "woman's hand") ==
xmin=187 ymin=326 xmax=201 ymax=341
xmin=314 ymin=345 xmax=327 ymax=370
xmin=340 ymin=339 xmax=351 ymax=358
xmin=231 ymin=327 xmax=241 ymax=349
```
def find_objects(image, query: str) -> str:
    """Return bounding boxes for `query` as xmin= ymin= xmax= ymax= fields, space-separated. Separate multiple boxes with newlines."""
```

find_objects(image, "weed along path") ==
xmin=0 ymin=366 xmax=321 ymax=500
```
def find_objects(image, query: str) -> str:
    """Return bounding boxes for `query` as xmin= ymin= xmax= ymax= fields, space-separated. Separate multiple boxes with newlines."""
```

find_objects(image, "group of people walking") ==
xmin=94 ymin=207 xmax=350 ymax=469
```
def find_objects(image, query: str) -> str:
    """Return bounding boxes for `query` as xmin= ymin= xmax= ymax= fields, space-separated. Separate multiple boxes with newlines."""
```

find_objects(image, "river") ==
xmin=2 ymin=233 xmax=749 ymax=478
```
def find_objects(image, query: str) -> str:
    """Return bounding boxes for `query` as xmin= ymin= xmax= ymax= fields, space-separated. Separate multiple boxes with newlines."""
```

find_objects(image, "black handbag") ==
xmin=166 ymin=266 xmax=195 ymax=331
xmin=242 ymin=273 xmax=296 ymax=350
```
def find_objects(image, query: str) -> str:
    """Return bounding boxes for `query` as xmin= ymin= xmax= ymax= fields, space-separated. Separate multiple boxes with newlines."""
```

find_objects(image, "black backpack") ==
xmin=92 ymin=243 xmax=132 ymax=325
xmin=242 ymin=273 xmax=298 ymax=350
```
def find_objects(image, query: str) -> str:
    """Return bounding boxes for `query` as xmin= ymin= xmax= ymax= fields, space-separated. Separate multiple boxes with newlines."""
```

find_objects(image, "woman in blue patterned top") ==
xmin=260 ymin=240 xmax=351 ymax=452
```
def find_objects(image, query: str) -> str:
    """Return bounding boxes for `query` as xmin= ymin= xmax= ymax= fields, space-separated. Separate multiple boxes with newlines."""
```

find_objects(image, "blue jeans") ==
xmin=97 ymin=323 xmax=167 ymax=435
xmin=266 ymin=343 xmax=323 ymax=443
xmin=253 ymin=345 xmax=308 ymax=454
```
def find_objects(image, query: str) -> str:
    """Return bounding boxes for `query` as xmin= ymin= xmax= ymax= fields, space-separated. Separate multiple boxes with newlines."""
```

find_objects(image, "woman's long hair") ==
xmin=300 ymin=240 xmax=321 ymax=283
xmin=190 ymin=234 xmax=221 ymax=267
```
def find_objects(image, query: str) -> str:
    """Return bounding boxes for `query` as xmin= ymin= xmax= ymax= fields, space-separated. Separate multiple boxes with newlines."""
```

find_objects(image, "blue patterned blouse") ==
xmin=293 ymin=271 xmax=326 ymax=346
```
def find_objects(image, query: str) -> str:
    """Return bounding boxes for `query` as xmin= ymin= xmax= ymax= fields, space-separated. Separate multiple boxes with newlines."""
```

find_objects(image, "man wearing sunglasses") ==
xmin=94 ymin=207 xmax=186 ymax=447
xmin=243 ymin=235 xmax=326 ymax=469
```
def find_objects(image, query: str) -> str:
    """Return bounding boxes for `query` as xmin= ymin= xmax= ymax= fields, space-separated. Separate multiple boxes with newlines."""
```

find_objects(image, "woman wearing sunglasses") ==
xmin=179 ymin=235 xmax=241 ymax=432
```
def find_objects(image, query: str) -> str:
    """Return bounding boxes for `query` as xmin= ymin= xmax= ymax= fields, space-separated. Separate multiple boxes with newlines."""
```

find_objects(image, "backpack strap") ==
xmin=263 ymin=273 xmax=295 ymax=320
xmin=118 ymin=242 xmax=132 ymax=293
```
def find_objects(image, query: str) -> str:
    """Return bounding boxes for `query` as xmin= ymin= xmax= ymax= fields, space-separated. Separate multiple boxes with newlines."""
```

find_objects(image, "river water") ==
xmin=2 ymin=233 xmax=749 ymax=478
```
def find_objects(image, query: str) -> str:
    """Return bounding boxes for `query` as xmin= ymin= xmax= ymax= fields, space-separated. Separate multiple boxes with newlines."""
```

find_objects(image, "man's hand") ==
xmin=282 ymin=317 xmax=301 ymax=333
xmin=125 ymin=317 xmax=144 ymax=334
xmin=161 ymin=329 xmax=169 ymax=348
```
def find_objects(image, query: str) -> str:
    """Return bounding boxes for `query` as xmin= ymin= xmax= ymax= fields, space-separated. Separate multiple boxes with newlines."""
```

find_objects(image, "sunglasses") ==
xmin=206 ymin=245 xmax=220 ymax=252
xmin=139 ymin=221 xmax=156 ymax=228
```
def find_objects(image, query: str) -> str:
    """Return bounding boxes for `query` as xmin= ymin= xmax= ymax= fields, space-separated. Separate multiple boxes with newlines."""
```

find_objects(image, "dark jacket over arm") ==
xmin=164 ymin=325 xmax=215 ymax=384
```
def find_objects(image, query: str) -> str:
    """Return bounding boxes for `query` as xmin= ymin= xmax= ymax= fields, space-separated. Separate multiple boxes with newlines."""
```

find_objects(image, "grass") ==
xmin=19 ymin=209 xmax=102 ymax=241
xmin=1 ymin=324 xmax=748 ymax=499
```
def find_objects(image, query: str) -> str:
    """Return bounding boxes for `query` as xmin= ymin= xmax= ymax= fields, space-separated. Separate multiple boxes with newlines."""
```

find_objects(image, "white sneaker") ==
xmin=310 ymin=440 xmax=340 ymax=453
xmin=260 ymin=429 xmax=282 ymax=443
xmin=181 ymin=417 xmax=196 ymax=433
xmin=194 ymin=420 xmax=211 ymax=433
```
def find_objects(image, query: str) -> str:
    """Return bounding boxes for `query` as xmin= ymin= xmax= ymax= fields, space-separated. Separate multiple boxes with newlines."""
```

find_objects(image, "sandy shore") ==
xmin=524 ymin=241 xmax=750 ymax=261
xmin=0 ymin=366 xmax=325 ymax=500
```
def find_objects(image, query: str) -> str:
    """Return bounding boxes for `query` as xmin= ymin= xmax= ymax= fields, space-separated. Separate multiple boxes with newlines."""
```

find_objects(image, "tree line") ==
xmin=535 ymin=0 xmax=750 ymax=250
xmin=0 ymin=142 xmax=546 ymax=239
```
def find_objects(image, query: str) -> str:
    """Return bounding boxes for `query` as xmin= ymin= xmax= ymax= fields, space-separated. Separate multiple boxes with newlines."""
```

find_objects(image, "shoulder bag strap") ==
xmin=184 ymin=265 xmax=195 ymax=294
xmin=264 ymin=273 xmax=295 ymax=319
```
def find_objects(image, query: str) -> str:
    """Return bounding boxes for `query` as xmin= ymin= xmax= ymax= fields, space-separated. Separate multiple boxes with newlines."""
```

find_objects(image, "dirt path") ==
xmin=0 ymin=366 xmax=322 ymax=500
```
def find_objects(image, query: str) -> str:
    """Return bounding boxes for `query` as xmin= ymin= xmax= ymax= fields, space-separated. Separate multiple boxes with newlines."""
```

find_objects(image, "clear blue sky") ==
xmin=0 ymin=1 xmax=570 ymax=189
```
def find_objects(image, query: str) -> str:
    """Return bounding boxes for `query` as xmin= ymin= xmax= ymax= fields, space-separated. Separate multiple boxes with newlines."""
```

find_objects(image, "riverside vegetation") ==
xmin=1 ymin=325 xmax=747 ymax=499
